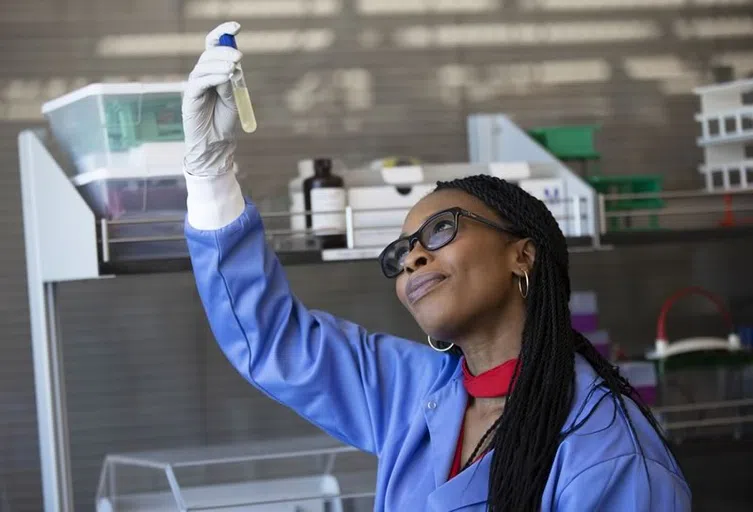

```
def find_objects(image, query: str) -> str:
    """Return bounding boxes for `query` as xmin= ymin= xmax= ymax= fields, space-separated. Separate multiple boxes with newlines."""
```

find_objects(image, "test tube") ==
xmin=218 ymin=33 xmax=257 ymax=133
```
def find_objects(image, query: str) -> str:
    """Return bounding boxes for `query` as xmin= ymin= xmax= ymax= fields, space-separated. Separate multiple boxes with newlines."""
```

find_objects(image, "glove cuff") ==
xmin=184 ymin=171 xmax=245 ymax=230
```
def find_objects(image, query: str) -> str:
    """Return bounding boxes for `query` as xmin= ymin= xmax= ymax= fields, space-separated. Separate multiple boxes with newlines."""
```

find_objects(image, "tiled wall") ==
xmin=1 ymin=1 xmax=753 ymax=510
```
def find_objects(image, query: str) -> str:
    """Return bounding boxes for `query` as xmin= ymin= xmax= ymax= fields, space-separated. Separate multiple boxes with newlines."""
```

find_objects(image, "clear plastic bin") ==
xmin=42 ymin=82 xmax=186 ymax=176
xmin=72 ymin=169 xmax=187 ymax=219
xmin=71 ymin=168 xmax=188 ymax=262
xmin=95 ymin=435 xmax=377 ymax=512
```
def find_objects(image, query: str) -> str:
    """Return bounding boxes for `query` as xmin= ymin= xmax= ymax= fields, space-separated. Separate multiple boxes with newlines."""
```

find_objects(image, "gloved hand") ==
xmin=182 ymin=21 xmax=243 ymax=177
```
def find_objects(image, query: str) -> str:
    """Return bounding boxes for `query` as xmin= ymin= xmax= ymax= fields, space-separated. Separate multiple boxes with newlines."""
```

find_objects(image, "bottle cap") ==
xmin=313 ymin=158 xmax=332 ymax=174
xmin=219 ymin=34 xmax=238 ymax=49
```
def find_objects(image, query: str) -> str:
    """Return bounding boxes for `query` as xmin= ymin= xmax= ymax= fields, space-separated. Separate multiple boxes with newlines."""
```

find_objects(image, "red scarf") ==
xmin=448 ymin=358 xmax=519 ymax=480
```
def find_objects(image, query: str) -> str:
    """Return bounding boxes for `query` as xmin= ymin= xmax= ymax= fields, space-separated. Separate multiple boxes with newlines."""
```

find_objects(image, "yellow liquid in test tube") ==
xmin=219 ymin=33 xmax=258 ymax=133
xmin=231 ymin=69 xmax=257 ymax=133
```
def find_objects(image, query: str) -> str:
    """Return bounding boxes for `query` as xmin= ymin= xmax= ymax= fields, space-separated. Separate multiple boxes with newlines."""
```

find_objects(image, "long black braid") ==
xmin=434 ymin=175 xmax=671 ymax=511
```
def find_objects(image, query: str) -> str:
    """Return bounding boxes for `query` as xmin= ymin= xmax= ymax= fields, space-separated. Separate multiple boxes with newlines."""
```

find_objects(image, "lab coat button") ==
xmin=427 ymin=400 xmax=437 ymax=410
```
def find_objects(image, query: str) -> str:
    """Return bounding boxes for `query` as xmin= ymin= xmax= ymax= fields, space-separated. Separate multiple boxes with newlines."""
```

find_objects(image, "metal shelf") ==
xmin=91 ymin=188 xmax=753 ymax=276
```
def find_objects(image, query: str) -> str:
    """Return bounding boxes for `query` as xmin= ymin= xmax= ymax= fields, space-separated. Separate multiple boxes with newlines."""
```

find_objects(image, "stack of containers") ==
xmin=42 ymin=82 xmax=189 ymax=260
xmin=570 ymin=290 xmax=657 ymax=405
xmin=570 ymin=291 xmax=611 ymax=359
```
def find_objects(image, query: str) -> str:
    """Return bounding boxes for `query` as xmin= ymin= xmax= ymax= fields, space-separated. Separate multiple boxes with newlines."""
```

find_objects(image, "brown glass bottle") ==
xmin=303 ymin=158 xmax=347 ymax=249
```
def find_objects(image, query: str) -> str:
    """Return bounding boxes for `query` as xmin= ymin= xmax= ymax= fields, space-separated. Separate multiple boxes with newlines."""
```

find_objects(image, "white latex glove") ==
xmin=182 ymin=21 xmax=243 ymax=177
xmin=183 ymin=22 xmax=247 ymax=231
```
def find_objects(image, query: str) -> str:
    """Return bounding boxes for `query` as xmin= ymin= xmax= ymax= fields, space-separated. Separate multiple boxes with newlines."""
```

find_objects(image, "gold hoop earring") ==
xmin=518 ymin=270 xmax=529 ymax=299
xmin=427 ymin=335 xmax=454 ymax=352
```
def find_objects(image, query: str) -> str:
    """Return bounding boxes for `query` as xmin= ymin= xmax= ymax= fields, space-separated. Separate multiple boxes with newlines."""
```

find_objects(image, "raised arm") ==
xmin=182 ymin=23 xmax=451 ymax=455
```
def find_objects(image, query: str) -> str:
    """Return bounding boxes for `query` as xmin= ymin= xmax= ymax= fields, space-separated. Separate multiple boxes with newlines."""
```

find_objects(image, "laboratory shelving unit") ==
xmin=694 ymin=78 xmax=753 ymax=191
xmin=19 ymin=120 xmax=753 ymax=512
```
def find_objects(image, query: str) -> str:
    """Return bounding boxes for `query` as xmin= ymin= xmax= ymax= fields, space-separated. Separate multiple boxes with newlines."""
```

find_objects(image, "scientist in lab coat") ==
xmin=182 ymin=22 xmax=691 ymax=512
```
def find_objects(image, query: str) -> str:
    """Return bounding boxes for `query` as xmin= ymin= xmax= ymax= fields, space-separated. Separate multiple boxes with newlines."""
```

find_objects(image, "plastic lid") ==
xmin=219 ymin=34 xmax=238 ymax=49
xmin=313 ymin=158 xmax=332 ymax=174
xmin=42 ymin=82 xmax=186 ymax=114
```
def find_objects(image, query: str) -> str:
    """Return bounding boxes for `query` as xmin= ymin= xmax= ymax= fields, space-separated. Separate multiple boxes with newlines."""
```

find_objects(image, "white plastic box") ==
xmin=42 ymin=82 xmax=187 ymax=177
xmin=342 ymin=164 xmax=481 ymax=249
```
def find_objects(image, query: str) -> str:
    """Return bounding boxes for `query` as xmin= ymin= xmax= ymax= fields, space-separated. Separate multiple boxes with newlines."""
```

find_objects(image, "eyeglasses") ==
xmin=378 ymin=207 xmax=523 ymax=278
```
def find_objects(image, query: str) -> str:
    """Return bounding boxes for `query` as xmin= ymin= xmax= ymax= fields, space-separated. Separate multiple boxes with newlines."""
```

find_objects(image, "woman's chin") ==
xmin=418 ymin=318 xmax=461 ymax=346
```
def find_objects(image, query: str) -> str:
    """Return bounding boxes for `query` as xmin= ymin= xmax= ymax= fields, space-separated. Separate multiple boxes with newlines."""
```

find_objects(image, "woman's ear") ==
xmin=513 ymin=238 xmax=536 ymax=274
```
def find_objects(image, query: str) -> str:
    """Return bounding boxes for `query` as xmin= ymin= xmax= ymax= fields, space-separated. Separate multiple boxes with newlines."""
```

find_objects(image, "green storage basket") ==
xmin=587 ymin=175 xmax=665 ymax=231
xmin=528 ymin=125 xmax=601 ymax=160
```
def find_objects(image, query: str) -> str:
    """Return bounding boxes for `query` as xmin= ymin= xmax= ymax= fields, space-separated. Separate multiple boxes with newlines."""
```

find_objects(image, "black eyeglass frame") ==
xmin=378 ymin=207 xmax=524 ymax=278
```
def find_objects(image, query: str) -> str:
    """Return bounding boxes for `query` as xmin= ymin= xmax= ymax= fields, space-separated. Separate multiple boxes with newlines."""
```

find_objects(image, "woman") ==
xmin=182 ymin=22 xmax=690 ymax=511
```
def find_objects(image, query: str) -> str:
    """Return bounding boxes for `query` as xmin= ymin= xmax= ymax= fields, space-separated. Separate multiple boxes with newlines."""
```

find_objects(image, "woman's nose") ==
xmin=403 ymin=243 xmax=432 ymax=274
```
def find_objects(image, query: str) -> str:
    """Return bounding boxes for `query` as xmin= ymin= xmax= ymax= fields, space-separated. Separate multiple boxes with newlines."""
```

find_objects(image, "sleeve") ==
xmin=554 ymin=454 xmax=691 ymax=512
xmin=183 ymin=172 xmax=449 ymax=456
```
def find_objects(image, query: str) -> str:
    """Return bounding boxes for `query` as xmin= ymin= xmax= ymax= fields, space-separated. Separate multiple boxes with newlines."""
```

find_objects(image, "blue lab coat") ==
xmin=186 ymin=201 xmax=691 ymax=511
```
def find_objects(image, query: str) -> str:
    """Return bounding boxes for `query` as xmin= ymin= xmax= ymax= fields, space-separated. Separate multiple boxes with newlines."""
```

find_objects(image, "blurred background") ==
xmin=2 ymin=0 xmax=753 ymax=511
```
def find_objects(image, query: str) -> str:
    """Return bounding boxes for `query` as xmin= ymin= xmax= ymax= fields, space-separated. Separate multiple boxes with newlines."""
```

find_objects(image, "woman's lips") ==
xmin=406 ymin=272 xmax=447 ymax=304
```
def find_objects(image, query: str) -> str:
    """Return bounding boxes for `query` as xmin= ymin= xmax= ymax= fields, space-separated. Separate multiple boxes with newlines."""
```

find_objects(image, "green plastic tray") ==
xmin=528 ymin=125 xmax=601 ymax=160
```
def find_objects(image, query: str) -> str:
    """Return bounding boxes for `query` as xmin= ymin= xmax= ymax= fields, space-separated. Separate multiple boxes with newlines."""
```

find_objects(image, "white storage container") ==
xmin=348 ymin=184 xmax=435 ymax=248
xmin=344 ymin=165 xmax=463 ymax=248
xmin=42 ymin=82 xmax=186 ymax=177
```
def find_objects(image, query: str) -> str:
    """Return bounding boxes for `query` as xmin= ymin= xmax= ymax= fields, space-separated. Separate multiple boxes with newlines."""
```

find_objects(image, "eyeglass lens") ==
xmin=381 ymin=210 xmax=457 ymax=277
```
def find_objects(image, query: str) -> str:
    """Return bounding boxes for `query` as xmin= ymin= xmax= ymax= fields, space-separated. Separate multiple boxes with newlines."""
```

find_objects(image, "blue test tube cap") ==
xmin=219 ymin=34 xmax=238 ymax=49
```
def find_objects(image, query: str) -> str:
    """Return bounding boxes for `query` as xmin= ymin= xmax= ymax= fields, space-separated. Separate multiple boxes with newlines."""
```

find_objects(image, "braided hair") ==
xmin=434 ymin=175 xmax=670 ymax=511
